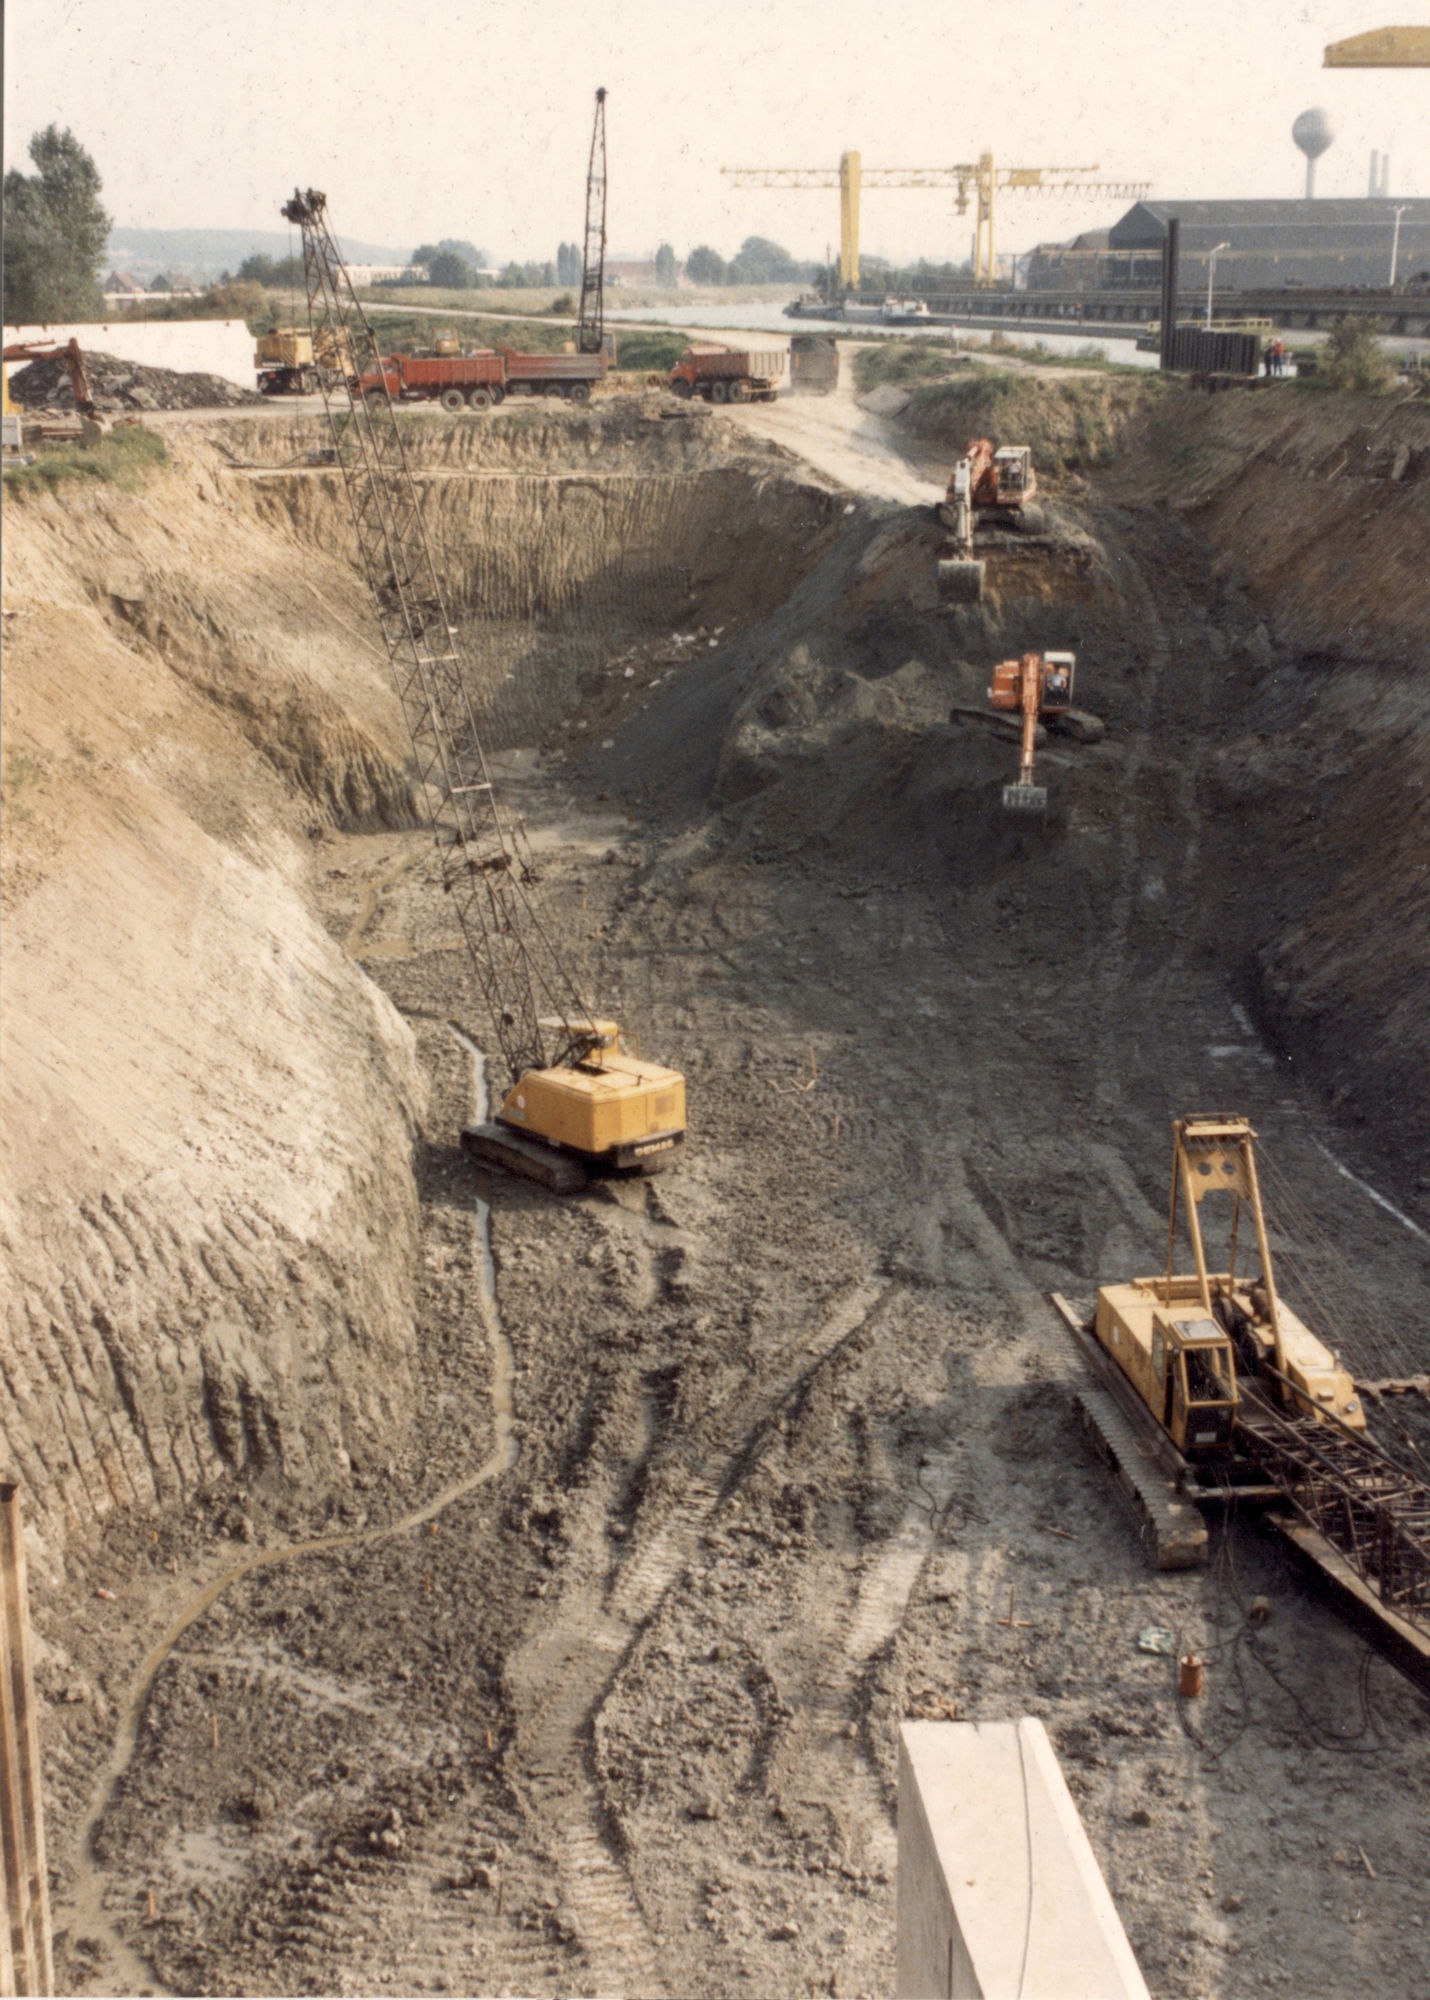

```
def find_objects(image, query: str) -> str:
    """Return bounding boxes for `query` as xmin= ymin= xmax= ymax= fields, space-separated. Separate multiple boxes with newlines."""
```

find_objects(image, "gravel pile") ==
xmin=8 ymin=349 xmax=261 ymax=412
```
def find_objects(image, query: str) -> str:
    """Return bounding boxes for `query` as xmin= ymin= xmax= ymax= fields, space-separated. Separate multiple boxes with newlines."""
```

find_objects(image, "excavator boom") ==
xmin=988 ymin=650 xmax=1075 ymax=810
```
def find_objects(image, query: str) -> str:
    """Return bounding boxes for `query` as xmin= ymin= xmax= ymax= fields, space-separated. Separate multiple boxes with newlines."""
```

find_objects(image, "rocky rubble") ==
xmin=8 ymin=348 xmax=260 ymax=411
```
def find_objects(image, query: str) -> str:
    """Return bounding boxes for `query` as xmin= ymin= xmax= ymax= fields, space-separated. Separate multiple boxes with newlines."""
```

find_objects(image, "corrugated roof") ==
xmin=1112 ymin=199 xmax=1430 ymax=249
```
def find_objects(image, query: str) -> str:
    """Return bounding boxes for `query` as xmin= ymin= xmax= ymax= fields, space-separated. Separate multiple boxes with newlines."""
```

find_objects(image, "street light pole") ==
xmin=1205 ymin=241 xmax=1231 ymax=329
xmin=1390 ymin=204 xmax=1409 ymax=286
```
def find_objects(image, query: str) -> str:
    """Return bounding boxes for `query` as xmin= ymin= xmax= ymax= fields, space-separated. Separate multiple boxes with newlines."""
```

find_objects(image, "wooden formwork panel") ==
xmin=0 ymin=1485 xmax=51 ymax=1998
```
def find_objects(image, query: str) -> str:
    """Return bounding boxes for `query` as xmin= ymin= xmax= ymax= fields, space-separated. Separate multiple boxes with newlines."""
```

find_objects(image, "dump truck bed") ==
xmin=501 ymin=350 xmax=606 ymax=382
xmin=679 ymin=347 xmax=786 ymax=379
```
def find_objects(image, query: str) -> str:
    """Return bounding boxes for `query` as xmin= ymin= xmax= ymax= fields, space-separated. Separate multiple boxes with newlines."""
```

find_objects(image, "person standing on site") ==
xmin=1263 ymin=340 xmax=1275 ymax=377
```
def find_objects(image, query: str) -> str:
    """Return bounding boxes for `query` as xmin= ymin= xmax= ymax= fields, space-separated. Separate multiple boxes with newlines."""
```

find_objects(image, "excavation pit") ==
xmin=5 ymin=386 xmax=1430 ymax=2000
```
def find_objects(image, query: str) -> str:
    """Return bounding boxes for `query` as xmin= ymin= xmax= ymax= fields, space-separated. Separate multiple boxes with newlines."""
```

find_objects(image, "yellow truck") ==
xmin=254 ymin=326 xmax=353 ymax=395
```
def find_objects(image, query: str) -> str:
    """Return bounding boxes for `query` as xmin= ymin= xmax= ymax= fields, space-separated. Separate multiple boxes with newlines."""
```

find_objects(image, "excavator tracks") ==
xmin=1072 ymin=1385 xmax=1209 ymax=1571
xmin=461 ymin=1122 xmax=588 ymax=1194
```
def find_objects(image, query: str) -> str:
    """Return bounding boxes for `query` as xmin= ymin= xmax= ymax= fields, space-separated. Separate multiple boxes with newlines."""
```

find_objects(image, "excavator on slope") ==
xmin=937 ymin=438 xmax=1046 ymax=604
xmin=988 ymin=649 xmax=1074 ymax=811
xmin=1053 ymin=1115 xmax=1430 ymax=1691
xmin=281 ymin=187 xmax=685 ymax=1194
xmin=3 ymin=336 xmax=105 ymax=442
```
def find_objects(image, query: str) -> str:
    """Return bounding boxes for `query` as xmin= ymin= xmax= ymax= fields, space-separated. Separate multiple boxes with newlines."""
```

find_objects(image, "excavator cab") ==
xmin=992 ymin=445 xmax=1036 ymax=506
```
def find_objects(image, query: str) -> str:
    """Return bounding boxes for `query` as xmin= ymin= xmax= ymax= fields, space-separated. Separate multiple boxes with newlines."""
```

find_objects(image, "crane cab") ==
xmin=1093 ymin=1115 xmax=1366 ymax=1455
xmin=1096 ymin=1282 xmax=1239 ymax=1455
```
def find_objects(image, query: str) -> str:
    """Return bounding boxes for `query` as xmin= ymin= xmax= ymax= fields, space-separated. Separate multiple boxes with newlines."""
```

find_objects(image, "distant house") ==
xmin=348 ymin=263 xmax=428 ymax=286
xmin=604 ymin=259 xmax=661 ymax=287
xmin=103 ymin=270 xmax=147 ymax=296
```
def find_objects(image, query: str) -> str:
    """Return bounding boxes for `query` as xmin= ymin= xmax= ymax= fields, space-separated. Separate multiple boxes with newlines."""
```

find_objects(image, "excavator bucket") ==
xmin=1002 ymin=782 xmax=1047 ymax=813
xmin=938 ymin=556 xmax=985 ymax=605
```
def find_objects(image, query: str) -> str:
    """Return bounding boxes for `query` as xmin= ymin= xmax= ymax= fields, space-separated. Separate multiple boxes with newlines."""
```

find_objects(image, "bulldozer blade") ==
xmin=1002 ymin=783 xmax=1048 ymax=813
xmin=938 ymin=557 xmax=985 ymax=604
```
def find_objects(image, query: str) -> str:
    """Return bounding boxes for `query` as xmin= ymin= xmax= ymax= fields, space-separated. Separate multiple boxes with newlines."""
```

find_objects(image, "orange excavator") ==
xmin=2 ymin=338 xmax=98 ymax=420
xmin=938 ymin=438 xmax=1046 ymax=603
xmin=988 ymin=649 xmax=1076 ymax=811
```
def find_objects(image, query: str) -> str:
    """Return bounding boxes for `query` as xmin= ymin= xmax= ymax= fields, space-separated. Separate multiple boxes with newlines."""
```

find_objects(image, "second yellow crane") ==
xmin=725 ymin=153 xmax=1150 ymax=287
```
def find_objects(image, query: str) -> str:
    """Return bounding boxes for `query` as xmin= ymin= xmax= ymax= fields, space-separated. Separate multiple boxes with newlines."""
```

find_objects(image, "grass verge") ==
xmin=899 ymin=370 xmax=1168 ymax=470
xmin=3 ymin=425 xmax=169 ymax=493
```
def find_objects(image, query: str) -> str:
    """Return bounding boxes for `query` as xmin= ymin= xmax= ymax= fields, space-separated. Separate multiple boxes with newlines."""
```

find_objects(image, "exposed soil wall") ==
xmin=2 ymin=447 xmax=428 ymax=1561
xmin=232 ymin=430 xmax=843 ymax=748
xmin=0 ymin=413 xmax=839 ymax=1567
xmin=1110 ymin=386 xmax=1430 ymax=1183
xmin=896 ymin=368 xmax=1166 ymax=471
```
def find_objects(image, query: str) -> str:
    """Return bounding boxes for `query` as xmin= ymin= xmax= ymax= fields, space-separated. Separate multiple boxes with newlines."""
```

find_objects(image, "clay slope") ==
xmin=1115 ymin=386 xmax=1430 ymax=1181
xmin=1 ymin=443 xmax=426 ymax=1562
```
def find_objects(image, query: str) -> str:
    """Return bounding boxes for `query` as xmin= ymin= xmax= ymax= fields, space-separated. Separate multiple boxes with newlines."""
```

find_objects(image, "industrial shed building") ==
xmin=1029 ymin=199 xmax=1430 ymax=291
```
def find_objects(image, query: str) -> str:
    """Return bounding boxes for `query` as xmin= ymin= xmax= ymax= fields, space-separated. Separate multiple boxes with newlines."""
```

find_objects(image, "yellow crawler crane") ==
xmin=1055 ymin=1114 xmax=1430 ymax=1691
xmin=283 ymin=188 xmax=684 ymax=1194
xmin=1095 ymin=1114 xmax=1365 ymax=1450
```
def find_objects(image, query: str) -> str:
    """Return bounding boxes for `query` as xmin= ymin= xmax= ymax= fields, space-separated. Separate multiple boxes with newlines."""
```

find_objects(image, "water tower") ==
xmin=1293 ymin=108 xmax=1334 ymax=198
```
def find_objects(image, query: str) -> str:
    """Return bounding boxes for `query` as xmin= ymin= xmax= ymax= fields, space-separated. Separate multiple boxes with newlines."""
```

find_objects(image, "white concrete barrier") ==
xmin=897 ymin=1719 xmax=1150 ymax=2000
xmin=3 ymin=318 xmax=256 ymax=390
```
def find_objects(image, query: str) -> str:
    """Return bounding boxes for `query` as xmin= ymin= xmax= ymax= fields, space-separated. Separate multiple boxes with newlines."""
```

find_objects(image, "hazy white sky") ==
xmin=5 ymin=0 xmax=1428 ymax=264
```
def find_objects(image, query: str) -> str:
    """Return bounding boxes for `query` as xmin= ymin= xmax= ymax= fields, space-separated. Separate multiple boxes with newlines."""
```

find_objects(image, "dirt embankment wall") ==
xmin=893 ymin=368 xmax=1166 ymax=473
xmin=1 ymin=442 xmax=427 ymax=1562
xmin=236 ymin=454 xmax=841 ymax=745
xmin=1116 ymin=387 xmax=1430 ymax=1177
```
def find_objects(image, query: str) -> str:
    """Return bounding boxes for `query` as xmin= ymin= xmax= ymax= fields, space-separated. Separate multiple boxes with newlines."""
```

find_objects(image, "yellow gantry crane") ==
xmin=724 ymin=152 xmax=1149 ymax=287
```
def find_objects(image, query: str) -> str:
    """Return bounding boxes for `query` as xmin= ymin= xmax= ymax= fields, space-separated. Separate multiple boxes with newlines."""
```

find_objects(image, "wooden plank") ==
xmin=1273 ymin=1515 xmax=1430 ymax=1697
xmin=0 ymin=1486 xmax=52 ymax=1997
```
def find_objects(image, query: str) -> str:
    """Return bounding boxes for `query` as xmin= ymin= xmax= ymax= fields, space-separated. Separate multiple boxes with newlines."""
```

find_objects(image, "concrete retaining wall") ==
xmin=2 ymin=318 xmax=256 ymax=389
xmin=897 ymin=1719 xmax=1149 ymax=2000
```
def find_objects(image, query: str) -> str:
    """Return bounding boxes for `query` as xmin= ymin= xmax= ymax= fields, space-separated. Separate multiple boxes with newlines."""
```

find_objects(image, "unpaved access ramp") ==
xmin=723 ymin=356 xmax=946 ymax=506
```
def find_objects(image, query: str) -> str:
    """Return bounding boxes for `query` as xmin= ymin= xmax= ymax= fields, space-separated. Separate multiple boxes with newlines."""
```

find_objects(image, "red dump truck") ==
xmin=355 ymin=347 xmax=607 ymax=409
xmin=668 ymin=345 xmax=785 ymax=403
xmin=356 ymin=351 xmax=506 ymax=410
xmin=498 ymin=349 xmax=606 ymax=401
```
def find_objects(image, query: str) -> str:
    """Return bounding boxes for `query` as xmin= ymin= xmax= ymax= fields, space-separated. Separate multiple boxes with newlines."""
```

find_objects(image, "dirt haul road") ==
xmin=8 ymin=385 xmax=1430 ymax=2000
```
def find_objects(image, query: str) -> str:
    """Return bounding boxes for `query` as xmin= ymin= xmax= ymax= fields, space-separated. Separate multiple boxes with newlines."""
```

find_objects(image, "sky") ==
xmin=5 ymin=0 xmax=1429 ymax=267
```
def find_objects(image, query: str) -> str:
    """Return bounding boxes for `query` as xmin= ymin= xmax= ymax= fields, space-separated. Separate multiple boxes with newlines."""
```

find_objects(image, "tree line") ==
xmin=3 ymin=125 xmax=110 ymax=323
xmin=3 ymin=119 xmax=951 ymax=329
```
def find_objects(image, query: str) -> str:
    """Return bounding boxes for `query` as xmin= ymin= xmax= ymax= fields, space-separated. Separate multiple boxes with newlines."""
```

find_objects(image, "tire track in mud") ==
xmin=60 ymin=1031 xmax=517 ymax=1995
xmin=456 ymin=1275 xmax=893 ymax=1997
xmin=798 ymin=1440 xmax=968 ymax=1874
xmin=1081 ymin=507 xmax=1191 ymax=1112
